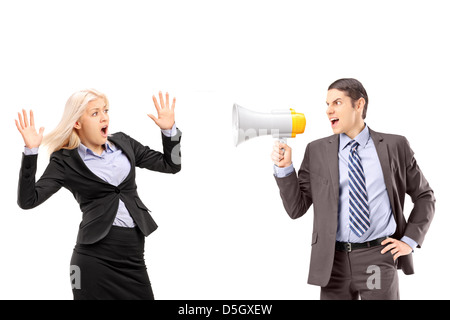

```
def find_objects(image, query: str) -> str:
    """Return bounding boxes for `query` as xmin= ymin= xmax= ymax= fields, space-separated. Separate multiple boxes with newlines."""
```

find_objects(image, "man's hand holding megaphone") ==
xmin=272 ymin=141 xmax=292 ymax=168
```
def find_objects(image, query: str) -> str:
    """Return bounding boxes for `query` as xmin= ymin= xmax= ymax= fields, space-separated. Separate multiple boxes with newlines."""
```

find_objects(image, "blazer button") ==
xmin=115 ymin=187 xmax=120 ymax=194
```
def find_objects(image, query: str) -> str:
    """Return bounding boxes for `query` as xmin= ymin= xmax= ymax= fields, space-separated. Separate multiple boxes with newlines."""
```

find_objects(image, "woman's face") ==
xmin=74 ymin=98 xmax=109 ymax=152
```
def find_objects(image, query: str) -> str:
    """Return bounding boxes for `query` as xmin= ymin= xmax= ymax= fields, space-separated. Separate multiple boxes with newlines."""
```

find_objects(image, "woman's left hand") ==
xmin=148 ymin=91 xmax=175 ymax=130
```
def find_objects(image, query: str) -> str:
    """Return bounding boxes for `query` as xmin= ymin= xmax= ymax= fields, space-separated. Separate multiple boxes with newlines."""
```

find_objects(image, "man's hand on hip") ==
xmin=381 ymin=237 xmax=412 ymax=261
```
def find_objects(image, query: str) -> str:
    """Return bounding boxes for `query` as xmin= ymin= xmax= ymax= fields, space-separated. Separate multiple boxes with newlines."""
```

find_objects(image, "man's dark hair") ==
xmin=328 ymin=78 xmax=368 ymax=119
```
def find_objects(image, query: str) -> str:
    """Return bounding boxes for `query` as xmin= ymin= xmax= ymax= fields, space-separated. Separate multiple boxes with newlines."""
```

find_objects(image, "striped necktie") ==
xmin=348 ymin=140 xmax=370 ymax=237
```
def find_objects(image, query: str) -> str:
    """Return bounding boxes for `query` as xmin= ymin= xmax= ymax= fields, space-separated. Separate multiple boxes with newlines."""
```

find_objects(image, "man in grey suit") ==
xmin=272 ymin=78 xmax=435 ymax=300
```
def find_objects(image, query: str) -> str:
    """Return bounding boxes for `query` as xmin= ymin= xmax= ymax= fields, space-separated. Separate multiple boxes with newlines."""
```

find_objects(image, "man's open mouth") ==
xmin=330 ymin=118 xmax=339 ymax=127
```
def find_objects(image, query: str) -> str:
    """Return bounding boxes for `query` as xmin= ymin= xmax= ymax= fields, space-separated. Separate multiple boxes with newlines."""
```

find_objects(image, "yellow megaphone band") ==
xmin=290 ymin=109 xmax=306 ymax=137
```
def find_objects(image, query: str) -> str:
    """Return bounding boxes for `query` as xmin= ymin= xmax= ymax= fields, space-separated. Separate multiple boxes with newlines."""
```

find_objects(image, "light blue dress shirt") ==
xmin=273 ymin=125 xmax=417 ymax=250
xmin=77 ymin=140 xmax=134 ymax=227
xmin=24 ymin=123 xmax=177 ymax=228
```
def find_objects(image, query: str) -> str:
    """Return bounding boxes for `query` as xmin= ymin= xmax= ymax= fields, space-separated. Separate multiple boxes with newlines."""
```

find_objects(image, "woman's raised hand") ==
xmin=15 ymin=109 xmax=45 ymax=149
xmin=148 ymin=91 xmax=176 ymax=130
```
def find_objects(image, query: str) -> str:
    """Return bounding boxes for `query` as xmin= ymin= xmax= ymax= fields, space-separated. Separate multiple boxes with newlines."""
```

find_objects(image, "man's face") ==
xmin=326 ymin=89 xmax=364 ymax=138
xmin=74 ymin=98 xmax=109 ymax=150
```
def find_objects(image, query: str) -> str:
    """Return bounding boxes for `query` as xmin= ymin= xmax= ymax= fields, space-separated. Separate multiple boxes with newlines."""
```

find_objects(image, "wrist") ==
xmin=277 ymin=161 xmax=292 ymax=168
xmin=160 ymin=121 xmax=175 ymax=130
xmin=24 ymin=146 xmax=39 ymax=155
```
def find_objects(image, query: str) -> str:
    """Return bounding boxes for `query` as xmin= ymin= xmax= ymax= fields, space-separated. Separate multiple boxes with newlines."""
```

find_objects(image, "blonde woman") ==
xmin=15 ymin=89 xmax=181 ymax=300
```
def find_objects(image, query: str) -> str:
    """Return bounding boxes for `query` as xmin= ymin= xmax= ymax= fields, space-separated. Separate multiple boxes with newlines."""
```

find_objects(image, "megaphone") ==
xmin=232 ymin=103 xmax=306 ymax=146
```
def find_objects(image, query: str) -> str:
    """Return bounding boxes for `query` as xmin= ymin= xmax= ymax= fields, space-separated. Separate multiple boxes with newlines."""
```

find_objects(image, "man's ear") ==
xmin=74 ymin=121 xmax=81 ymax=129
xmin=356 ymin=98 xmax=366 ymax=113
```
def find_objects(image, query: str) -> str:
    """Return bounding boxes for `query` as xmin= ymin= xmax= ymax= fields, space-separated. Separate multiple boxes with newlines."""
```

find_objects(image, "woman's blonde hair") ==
xmin=42 ymin=89 xmax=109 ymax=155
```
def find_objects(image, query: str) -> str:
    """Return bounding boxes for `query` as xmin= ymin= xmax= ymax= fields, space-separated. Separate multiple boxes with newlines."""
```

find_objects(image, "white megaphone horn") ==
xmin=232 ymin=103 xmax=306 ymax=146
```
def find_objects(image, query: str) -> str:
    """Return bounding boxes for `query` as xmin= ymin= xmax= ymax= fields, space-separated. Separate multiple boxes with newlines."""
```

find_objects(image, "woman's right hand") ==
xmin=271 ymin=140 xmax=292 ymax=168
xmin=15 ymin=109 xmax=45 ymax=149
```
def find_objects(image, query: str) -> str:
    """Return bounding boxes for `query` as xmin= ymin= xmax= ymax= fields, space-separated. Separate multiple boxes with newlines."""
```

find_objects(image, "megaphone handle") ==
xmin=278 ymin=137 xmax=287 ymax=155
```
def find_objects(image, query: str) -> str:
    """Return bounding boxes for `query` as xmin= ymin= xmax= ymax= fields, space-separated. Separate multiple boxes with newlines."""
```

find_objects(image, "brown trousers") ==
xmin=320 ymin=245 xmax=399 ymax=300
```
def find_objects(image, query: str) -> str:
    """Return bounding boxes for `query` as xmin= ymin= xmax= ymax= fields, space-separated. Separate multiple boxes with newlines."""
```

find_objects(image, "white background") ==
xmin=1 ymin=0 xmax=448 ymax=300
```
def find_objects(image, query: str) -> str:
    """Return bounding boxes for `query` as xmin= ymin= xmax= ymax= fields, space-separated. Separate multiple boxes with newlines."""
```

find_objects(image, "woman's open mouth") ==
xmin=101 ymin=125 xmax=108 ymax=137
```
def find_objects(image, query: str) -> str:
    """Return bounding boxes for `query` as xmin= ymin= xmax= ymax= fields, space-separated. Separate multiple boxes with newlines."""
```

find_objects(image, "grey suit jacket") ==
xmin=274 ymin=128 xmax=435 ymax=287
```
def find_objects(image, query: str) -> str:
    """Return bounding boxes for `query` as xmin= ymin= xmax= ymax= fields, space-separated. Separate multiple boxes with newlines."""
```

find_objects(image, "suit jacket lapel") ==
xmin=62 ymin=148 xmax=109 ymax=184
xmin=108 ymin=134 xmax=131 ymax=161
xmin=327 ymin=134 xmax=340 ymax=204
xmin=61 ymin=134 xmax=135 ymax=186
xmin=369 ymin=128 xmax=396 ymax=217
xmin=108 ymin=133 xmax=135 ymax=184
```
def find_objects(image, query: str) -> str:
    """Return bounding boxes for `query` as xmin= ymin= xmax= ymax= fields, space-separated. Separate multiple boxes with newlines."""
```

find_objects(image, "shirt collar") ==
xmin=78 ymin=140 xmax=115 ymax=160
xmin=339 ymin=124 xmax=370 ymax=151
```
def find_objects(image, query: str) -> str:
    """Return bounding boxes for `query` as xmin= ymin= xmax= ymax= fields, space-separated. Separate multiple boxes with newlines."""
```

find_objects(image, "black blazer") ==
xmin=17 ymin=129 xmax=182 ymax=244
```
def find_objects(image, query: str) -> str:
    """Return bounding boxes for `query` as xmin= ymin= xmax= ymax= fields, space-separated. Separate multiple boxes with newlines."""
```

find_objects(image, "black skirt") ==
xmin=70 ymin=225 xmax=154 ymax=300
